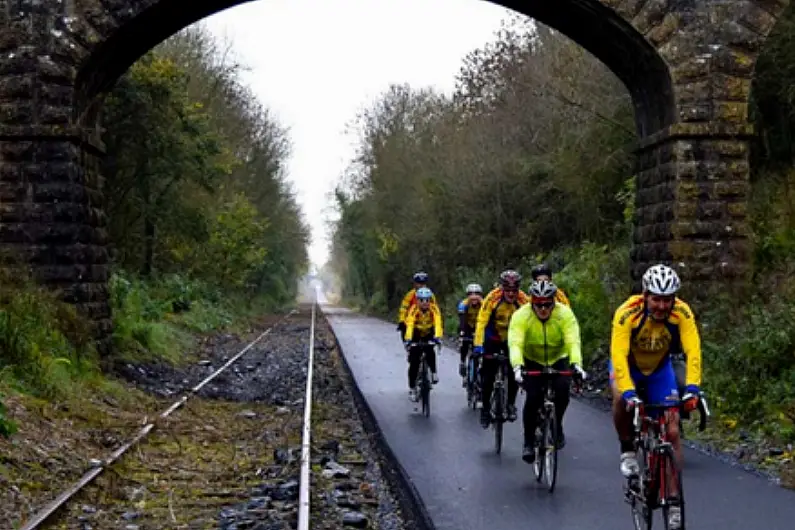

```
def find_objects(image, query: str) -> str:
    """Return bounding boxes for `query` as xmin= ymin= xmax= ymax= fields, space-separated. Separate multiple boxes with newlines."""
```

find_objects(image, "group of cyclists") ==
xmin=396 ymin=263 xmax=703 ymax=530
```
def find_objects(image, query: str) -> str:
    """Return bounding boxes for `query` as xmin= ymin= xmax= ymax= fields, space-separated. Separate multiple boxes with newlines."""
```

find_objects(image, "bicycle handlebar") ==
xmin=630 ymin=394 xmax=711 ymax=432
xmin=407 ymin=340 xmax=441 ymax=347
xmin=523 ymin=367 xmax=584 ymax=393
xmin=524 ymin=368 xmax=574 ymax=376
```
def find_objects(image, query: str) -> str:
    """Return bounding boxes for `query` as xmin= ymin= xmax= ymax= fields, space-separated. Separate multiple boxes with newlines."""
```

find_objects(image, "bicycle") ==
xmin=485 ymin=350 xmax=510 ymax=454
xmin=407 ymin=340 xmax=439 ymax=418
xmin=624 ymin=400 xmax=686 ymax=530
xmin=461 ymin=337 xmax=481 ymax=410
xmin=524 ymin=366 xmax=581 ymax=492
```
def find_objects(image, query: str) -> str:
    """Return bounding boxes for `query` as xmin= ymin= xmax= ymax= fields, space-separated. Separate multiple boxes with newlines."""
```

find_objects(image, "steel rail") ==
xmin=20 ymin=309 xmax=299 ymax=530
xmin=296 ymin=290 xmax=318 ymax=530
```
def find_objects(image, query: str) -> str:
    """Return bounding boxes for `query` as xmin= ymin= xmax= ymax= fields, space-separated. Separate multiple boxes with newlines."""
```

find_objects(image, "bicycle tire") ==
xmin=630 ymin=441 xmax=653 ymax=530
xmin=421 ymin=360 xmax=431 ymax=417
xmin=467 ymin=358 xmax=478 ymax=410
xmin=660 ymin=445 xmax=685 ymax=530
xmin=493 ymin=383 xmax=504 ymax=454
xmin=545 ymin=405 xmax=559 ymax=492
xmin=533 ymin=410 xmax=545 ymax=482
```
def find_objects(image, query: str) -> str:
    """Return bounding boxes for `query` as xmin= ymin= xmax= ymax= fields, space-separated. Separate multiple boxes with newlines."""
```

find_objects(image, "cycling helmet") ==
xmin=416 ymin=287 xmax=433 ymax=301
xmin=530 ymin=280 xmax=557 ymax=299
xmin=499 ymin=269 xmax=522 ymax=289
xmin=642 ymin=264 xmax=680 ymax=296
xmin=466 ymin=283 xmax=483 ymax=295
xmin=413 ymin=271 xmax=429 ymax=283
xmin=531 ymin=263 xmax=553 ymax=280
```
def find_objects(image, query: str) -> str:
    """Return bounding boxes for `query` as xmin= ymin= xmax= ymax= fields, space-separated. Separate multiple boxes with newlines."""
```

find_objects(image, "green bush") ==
xmin=0 ymin=390 xmax=17 ymax=437
xmin=701 ymin=295 xmax=795 ymax=442
xmin=0 ymin=273 xmax=96 ymax=400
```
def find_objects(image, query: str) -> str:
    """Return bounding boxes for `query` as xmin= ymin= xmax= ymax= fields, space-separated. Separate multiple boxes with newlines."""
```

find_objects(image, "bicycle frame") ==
xmin=626 ymin=401 xmax=685 ymax=529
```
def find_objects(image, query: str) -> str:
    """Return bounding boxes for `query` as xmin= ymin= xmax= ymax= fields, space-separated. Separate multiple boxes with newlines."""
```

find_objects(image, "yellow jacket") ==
xmin=508 ymin=302 xmax=582 ymax=368
xmin=398 ymin=288 xmax=439 ymax=324
xmin=610 ymin=294 xmax=702 ymax=395
xmin=555 ymin=288 xmax=571 ymax=307
xmin=405 ymin=304 xmax=443 ymax=341
xmin=474 ymin=288 xmax=529 ymax=346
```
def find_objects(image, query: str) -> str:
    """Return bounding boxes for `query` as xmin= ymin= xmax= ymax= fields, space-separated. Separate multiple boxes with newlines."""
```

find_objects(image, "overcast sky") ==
xmin=203 ymin=0 xmax=515 ymax=268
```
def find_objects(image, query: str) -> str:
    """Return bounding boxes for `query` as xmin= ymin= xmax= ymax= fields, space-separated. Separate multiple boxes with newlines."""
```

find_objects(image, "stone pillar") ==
xmin=0 ymin=6 xmax=112 ymax=352
xmin=631 ymin=123 xmax=753 ymax=298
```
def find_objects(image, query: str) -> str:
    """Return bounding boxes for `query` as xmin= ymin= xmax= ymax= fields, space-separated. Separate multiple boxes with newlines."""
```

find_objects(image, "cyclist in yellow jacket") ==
xmin=609 ymin=264 xmax=702 ymax=530
xmin=397 ymin=271 xmax=438 ymax=335
xmin=457 ymin=283 xmax=483 ymax=384
xmin=403 ymin=287 xmax=443 ymax=402
xmin=473 ymin=269 xmax=529 ymax=428
xmin=531 ymin=263 xmax=571 ymax=307
xmin=508 ymin=280 xmax=586 ymax=463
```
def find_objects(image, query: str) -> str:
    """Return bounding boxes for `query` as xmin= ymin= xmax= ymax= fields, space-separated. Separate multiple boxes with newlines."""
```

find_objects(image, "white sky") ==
xmin=203 ymin=0 xmax=515 ymax=269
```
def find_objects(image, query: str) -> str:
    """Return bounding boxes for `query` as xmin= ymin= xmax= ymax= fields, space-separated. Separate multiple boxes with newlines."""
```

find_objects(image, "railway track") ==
xmin=10 ymin=293 xmax=402 ymax=530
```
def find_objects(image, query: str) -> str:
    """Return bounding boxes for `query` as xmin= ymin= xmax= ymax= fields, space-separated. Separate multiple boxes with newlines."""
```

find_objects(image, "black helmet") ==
xmin=531 ymin=263 xmax=553 ymax=280
xmin=413 ymin=271 xmax=429 ymax=283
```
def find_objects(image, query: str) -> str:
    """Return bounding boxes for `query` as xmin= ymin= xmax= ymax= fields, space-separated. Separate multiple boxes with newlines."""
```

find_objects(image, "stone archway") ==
xmin=0 ymin=0 xmax=787 ymax=344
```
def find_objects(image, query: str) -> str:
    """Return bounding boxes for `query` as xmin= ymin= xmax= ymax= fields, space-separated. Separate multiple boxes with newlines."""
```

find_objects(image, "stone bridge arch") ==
xmin=0 ymin=0 xmax=788 ymax=345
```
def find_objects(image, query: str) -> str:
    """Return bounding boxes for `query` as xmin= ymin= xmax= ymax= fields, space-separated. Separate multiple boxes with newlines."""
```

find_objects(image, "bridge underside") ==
xmin=0 ymin=0 xmax=787 ymax=345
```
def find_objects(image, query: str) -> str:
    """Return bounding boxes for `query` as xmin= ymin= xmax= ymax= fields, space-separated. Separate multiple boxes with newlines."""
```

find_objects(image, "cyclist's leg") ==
xmin=609 ymin=359 xmax=635 ymax=451
xmin=610 ymin=359 xmax=643 ymax=476
xmin=502 ymin=343 xmax=519 ymax=421
xmin=645 ymin=356 xmax=682 ymax=469
xmin=425 ymin=344 xmax=439 ymax=383
xmin=521 ymin=360 xmax=545 ymax=459
xmin=459 ymin=338 xmax=470 ymax=378
xmin=550 ymin=358 xmax=572 ymax=446
xmin=479 ymin=344 xmax=498 ymax=427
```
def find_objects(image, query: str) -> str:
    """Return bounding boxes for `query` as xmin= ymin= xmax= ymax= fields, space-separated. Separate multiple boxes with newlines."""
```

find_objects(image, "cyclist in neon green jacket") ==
xmin=508 ymin=280 xmax=587 ymax=464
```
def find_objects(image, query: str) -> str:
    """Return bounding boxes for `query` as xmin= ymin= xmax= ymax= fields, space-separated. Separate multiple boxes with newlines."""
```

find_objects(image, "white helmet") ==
xmin=642 ymin=264 xmax=681 ymax=296
xmin=530 ymin=280 xmax=558 ymax=299
xmin=466 ymin=283 xmax=483 ymax=295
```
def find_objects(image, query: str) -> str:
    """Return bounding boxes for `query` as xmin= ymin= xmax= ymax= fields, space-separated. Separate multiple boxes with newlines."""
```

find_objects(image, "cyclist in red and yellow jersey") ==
xmin=397 ymin=271 xmax=439 ymax=335
xmin=609 ymin=264 xmax=702 ymax=530
xmin=473 ymin=269 xmax=529 ymax=428
xmin=531 ymin=263 xmax=571 ymax=307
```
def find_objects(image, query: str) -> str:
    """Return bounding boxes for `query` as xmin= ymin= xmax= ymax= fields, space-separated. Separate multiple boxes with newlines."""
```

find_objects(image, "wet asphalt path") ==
xmin=323 ymin=305 xmax=795 ymax=530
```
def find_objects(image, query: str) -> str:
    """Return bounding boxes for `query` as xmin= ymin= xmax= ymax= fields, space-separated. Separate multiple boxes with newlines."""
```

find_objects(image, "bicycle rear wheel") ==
xmin=493 ymin=384 xmax=505 ymax=454
xmin=420 ymin=361 xmax=431 ymax=417
xmin=660 ymin=446 xmax=684 ymax=530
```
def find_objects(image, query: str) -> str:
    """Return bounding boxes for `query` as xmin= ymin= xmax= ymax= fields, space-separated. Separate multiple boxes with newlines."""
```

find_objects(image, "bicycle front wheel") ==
xmin=533 ymin=411 xmax=545 ymax=482
xmin=630 ymin=443 xmax=653 ymax=530
xmin=660 ymin=445 xmax=684 ymax=530
xmin=421 ymin=362 xmax=431 ymax=417
xmin=543 ymin=406 xmax=559 ymax=492
xmin=493 ymin=385 xmax=505 ymax=454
